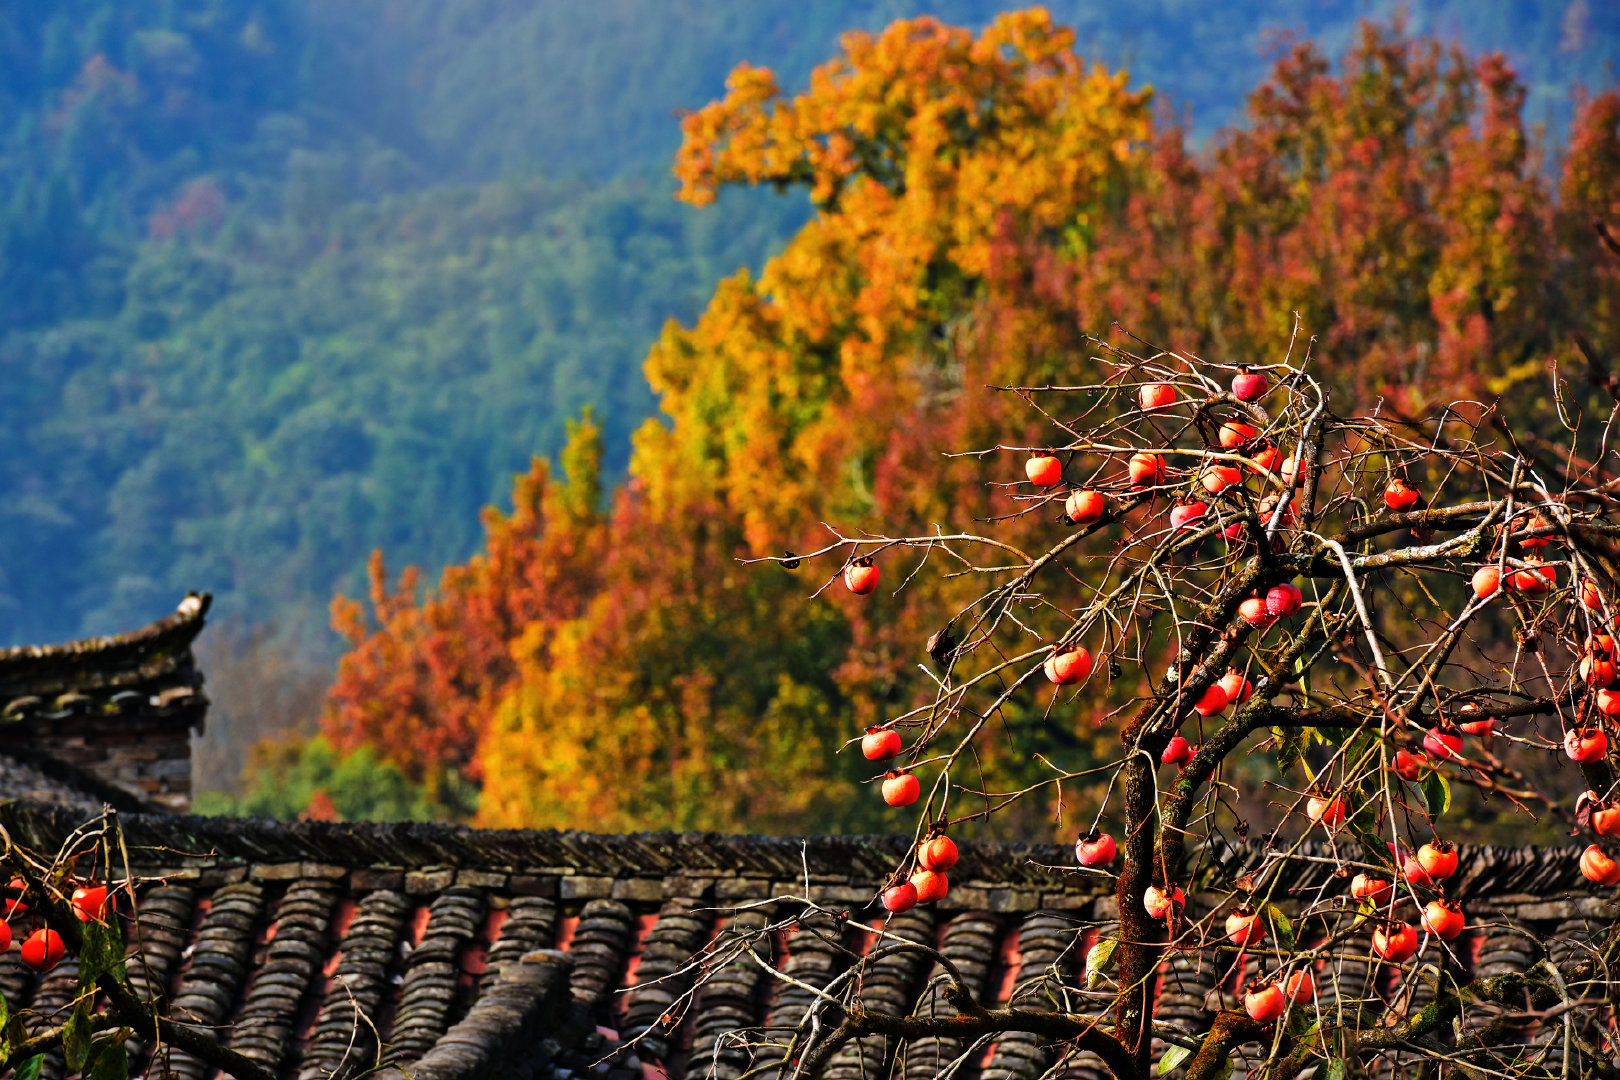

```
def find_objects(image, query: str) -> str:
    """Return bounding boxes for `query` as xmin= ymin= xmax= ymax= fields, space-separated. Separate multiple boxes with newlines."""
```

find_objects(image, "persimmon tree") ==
xmin=725 ymin=324 xmax=1620 ymax=1079
xmin=0 ymin=814 xmax=274 ymax=1080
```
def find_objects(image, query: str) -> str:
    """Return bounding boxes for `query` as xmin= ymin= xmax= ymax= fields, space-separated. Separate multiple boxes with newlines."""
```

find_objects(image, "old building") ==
xmin=0 ymin=594 xmax=207 ymax=813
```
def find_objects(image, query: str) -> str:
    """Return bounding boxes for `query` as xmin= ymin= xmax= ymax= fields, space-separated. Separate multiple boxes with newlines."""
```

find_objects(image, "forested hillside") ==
xmin=3 ymin=2 xmax=1619 ymax=816
xmin=3 ymin=0 xmax=1614 ymax=654
xmin=12 ymin=177 xmax=802 ymax=642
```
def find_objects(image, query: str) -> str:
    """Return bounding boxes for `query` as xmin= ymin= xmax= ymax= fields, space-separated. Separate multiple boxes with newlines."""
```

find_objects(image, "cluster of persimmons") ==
xmin=0 ymin=872 xmax=113 ymax=972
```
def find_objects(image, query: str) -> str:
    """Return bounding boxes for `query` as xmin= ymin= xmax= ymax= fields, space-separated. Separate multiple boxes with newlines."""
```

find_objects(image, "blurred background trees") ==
xmin=1 ymin=2 xmax=1616 ymax=819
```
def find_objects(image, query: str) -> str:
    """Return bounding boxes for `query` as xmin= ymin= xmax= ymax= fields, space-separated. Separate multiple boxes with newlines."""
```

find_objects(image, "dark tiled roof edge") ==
xmin=0 ymin=593 xmax=210 ymax=700
xmin=0 ymin=800 xmax=1601 ymax=901
xmin=0 ymin=801 xmax=939 ymax=880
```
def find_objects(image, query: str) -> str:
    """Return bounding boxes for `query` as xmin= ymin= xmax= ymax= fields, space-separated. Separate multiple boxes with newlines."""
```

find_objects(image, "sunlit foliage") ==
xmin=325 ymin=12 xmax=1620 ymax=832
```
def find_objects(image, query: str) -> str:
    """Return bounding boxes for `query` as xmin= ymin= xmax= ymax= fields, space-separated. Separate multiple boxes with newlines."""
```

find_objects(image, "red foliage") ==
xmin=323 ymin=416 xmax=605 ymax=794
xmin=300 ymin=789 xmax=340 ymax=823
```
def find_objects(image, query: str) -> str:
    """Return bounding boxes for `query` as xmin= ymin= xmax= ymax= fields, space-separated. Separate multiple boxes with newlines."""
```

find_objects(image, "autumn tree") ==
xmin=323 ymin=11 xmax=1620 ymax=836
xmin=325 ymin=413 xmax=606 ymax=807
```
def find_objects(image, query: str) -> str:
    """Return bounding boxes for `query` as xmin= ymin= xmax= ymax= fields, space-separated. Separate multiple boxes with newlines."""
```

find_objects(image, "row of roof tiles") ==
xmin=0 ymin=801 xmax=1612 ymax=1079
xmin=0 ymin=865 xmax=1606 ymax=1080
xmin=0 ymin=802 xmax=1604 ymax=902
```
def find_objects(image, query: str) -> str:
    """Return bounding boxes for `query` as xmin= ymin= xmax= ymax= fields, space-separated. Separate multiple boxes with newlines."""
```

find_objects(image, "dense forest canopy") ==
xmin=2 ymin=0 xmax=1615 ymax=654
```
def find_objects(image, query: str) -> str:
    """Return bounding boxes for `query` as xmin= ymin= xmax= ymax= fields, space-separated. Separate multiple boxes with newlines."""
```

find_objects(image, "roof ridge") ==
xmin=0 ymin=800 xmax=1601 ymax=900
xmin=0 ymin=593 xmax=211 ymax=700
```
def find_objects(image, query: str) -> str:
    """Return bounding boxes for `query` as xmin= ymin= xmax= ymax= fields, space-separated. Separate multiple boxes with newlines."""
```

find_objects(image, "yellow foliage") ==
xmin=659 ymin=10 xmax=1150 ymax=552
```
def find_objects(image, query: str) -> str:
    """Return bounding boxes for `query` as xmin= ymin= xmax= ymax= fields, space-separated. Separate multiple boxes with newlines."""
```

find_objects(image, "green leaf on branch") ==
xmin=1273 ymin=727 xmax=1309 ymax=773
xmin=84 ymin=1037 xmax=130 ymax=1080
xmin=78 ymin=920 xmax=126 ymax=990
xmin=1321 ymin=1059 xmax=1348 ymax=1080
xmin=3 ymin=1012 xmax=25 ymax=1061
xmin=1421 ymin=771 xmax=1451 ymax=817
xmin=1339 ymin=730 xmax=1378 ymax=772
xmin=15 ymin=1054 xmax=43 ymax=1080
xmin=1261 ymin=903 xmax=1296 ymax=952
xmin=1086 ymin=936 xmax=1118 ymax=990
xmin=1157 ymin=1045 xmax=1191 ymax=1074
xmin=64 ymin=1001 xmax=91 ymax=1071
xmin=1349 ymin=817 xmax=1392 ymax=870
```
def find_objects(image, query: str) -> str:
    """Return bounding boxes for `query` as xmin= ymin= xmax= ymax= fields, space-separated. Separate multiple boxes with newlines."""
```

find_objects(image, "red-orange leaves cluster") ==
xmin=1561 ymin=91 xmax=1620 ymax=358
xmin=324 ymin=415 xmax=606 ymax=797
xmin=1051 ymin=23 xmax=1591 ymax=408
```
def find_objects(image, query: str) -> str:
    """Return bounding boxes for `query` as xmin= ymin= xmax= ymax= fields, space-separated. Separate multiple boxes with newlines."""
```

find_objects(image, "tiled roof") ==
xmin=0 ymin=800 xmax=1611 ymax=1080
xmin=0 ymin=593 xmax=208 ymax=704
xmin=0 ymin=604 xmax=1608 ymax=1077
xmin=0 ymin=594 xmax=209 ymax=811
xmin=0 ymin=747 xmax=161 ymax=815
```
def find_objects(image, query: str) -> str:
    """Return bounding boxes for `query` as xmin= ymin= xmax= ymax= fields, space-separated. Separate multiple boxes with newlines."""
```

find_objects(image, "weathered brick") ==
xmin=509 ymin=875 xmax=558 ymax=898
xmin=559 ymin=876 xmax=613 ymax=900
xmin=715 ymin=877 xmax=771 ymax=901
xmin=988 ymin=889 xmax=1041 ymax=912
xmin=352 ymin=869 xmax=406 ymax=892
xmin=807 ymin=885 xmax=870 ymax=906
xmin=456 ymin=870 xmax=508 ymax=889
xmin=405 ymin=869 xmax=456 ymax=894
xmin=664 ymin=876 xmax=715 ymax=899
xmin=939 ymin=886 xmax=991 ymax=910
xmin=1039 ymin=892 xmax=1095 ymax=910
xmin=1090 ymin=897 xmax=1120 ymax=920
xmin=1509 ymin=896 xmax=1609 ymax=920
xmin=611 ymin=877 xmax=664 ymax=902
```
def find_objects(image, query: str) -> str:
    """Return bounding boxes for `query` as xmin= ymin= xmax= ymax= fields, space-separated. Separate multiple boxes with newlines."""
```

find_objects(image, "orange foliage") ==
xmin=668 ymin=11 xmax=1150 ymax=555
xmin=324 ymin=414 xmax=605 ymax=797
xmin=325 ymin=11 xmax=1620 ymax=833
xmin=475 ymin=483 xmax=853 ymax=833
xmin=301 ymin=789 xmax=340 ymax=823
